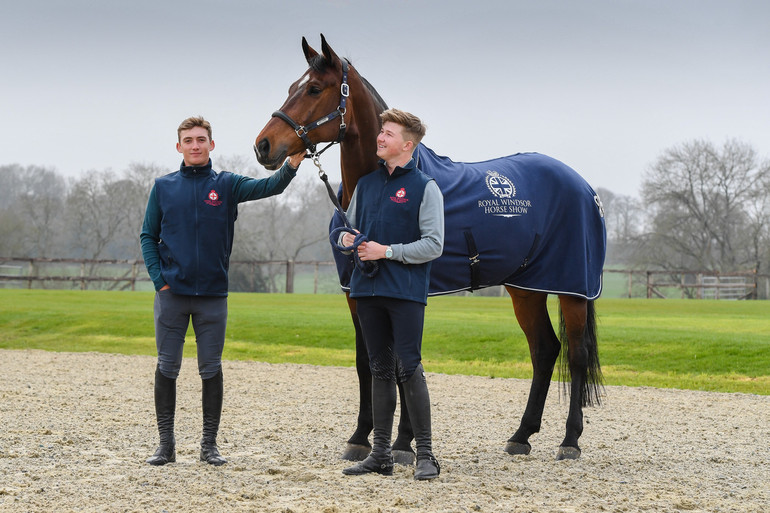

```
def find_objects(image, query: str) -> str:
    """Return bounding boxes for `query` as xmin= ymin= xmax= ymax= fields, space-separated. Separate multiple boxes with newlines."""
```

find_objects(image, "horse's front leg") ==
xmin=341 ymin=295 xmax=373 ymax=461
xmin=504 ymin=288 xmax=561 ymax=456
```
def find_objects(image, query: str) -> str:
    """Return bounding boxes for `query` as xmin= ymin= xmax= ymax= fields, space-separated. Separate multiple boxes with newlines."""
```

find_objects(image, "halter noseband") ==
xmin=271 ymin=59 xmax=350 ymax=157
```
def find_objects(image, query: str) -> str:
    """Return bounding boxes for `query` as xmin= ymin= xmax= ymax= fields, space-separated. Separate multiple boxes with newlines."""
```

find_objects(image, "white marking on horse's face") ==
xmin=297 ymin=73 xmax=310 ymax=88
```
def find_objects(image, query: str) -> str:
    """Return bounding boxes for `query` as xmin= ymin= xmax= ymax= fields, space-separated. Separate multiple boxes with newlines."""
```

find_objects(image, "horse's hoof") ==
xmin=340 ymin=443 xmax=371 ymax=462
xmin=504 ymin=441 xmax=531 ymax=455
xmin=393 ymin=449 xmax=415 ymax=466
xmin=555 ymin=446 xmax=581 ymax=460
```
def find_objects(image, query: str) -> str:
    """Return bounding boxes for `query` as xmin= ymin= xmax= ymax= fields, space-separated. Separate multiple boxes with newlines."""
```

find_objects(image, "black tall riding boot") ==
xmin=146 ymin=366 xmax=176 ymax=466
xmin=402 ymin=364 xmax=440 ymax=480
xmin=343 ymin=377 xmax=395 ymax=476
xmin=200 ymin=368 xmax=227 ymax=466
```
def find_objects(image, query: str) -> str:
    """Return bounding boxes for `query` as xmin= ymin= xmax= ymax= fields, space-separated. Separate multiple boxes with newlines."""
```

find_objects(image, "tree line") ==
xmin=2 ymin=138 xmax=769 ymax=291
xmin=0 ymin=155 xmax=335 ymax=292
xmin=598 ymin=139 xmax=770 ymax=277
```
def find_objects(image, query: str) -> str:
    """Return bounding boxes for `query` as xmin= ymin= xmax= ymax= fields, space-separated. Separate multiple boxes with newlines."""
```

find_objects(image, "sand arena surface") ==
xmin=0 ymin=349 xmax=767 ymax=512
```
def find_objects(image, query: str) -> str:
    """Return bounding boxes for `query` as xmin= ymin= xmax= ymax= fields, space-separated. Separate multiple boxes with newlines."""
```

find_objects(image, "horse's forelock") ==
xmin=306 ymin=54 xmax=387 ymax=112
xmin=307 ymin=54 xmax=330 ymax=73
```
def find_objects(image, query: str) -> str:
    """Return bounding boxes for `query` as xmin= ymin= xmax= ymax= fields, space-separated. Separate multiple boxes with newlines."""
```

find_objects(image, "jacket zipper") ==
xmin=193 ymin=172 xmax=200 ymax=295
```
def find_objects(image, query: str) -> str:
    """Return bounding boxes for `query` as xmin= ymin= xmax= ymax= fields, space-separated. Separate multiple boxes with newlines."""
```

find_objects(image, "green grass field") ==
xmin=0 ymin=289 xmax=767 ymax=395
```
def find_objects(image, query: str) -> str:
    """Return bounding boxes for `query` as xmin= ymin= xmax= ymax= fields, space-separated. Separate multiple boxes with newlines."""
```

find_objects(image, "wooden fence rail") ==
xmin=602 ymin=269 xmax=768 ymax=300
xmin=0 ymin=258 xmax=337 ymax=293
xmin=1 ymin=258 xmax=767 ymax=298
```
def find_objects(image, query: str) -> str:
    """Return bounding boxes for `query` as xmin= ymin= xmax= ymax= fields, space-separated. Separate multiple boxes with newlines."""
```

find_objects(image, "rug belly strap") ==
xmin=463 ymin=230 xmax=481 ymax=291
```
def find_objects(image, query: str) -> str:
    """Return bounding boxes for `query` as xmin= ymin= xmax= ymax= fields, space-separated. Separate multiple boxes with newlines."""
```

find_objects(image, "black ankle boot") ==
xmin=343 ymin=377 xmax=396 ymax=476
xmin=415 ymin=454 xmax=440 ymax=480
xmin=200 ymin=369 xmax=227 ymax=466
xmin=147 ymin=366 xmax=176 ymax=466
xmin=402 ymin=364 xmax=440 ymax=480
xmin=342 ymin=453 xmax=395 ymax=476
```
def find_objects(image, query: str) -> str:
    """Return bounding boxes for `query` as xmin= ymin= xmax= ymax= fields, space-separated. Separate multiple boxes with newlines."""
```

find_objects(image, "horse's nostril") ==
xmin=256 ymin=139 xmax=270 ymax=158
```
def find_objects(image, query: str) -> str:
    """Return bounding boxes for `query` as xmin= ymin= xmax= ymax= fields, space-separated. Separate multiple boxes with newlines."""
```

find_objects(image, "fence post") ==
xmin=752 ymin=269 xmax=758 ymax=300
xmin=627 ymin=271 xmax=632 ymax=298
xmin=646 ymin=271 xmax=652 ymax=299
xmin=131 ymin=261 xmax=138 ymax=291
xmin=27 ymin=259 xmax=35 ymax=289
xmin=285 ymin=260 xmax=295 ymax=293
xmin=696 ymin=273 xmax=702 ymax=299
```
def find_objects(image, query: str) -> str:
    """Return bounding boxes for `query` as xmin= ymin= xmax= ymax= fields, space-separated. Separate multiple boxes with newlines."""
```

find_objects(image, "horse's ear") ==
xmin=320 ymin=33 xmax=340 ymax=67
xmin=302 ymin=36 xmax=319 ymax=63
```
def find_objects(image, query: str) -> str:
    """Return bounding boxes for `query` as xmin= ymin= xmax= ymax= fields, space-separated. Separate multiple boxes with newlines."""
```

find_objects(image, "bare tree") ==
xmin=227 ymin=159 xmax=334 ymax=292
xmin=1 ymin=164 xmax=67 ymax=257
xmin=64 ymin=170 xmax=141 ymax=261
xmin=0 ymin=164 xmax=27 ymax=257
xmin=124 ymin=162 xmax=168 ymax=257
xmin=595 ymin=187 xmax=644 ymax=266
xmin=0 ymin=207 xmax=26 ymax=258
xmin=639 ymin=139 xmax=770 ymax=273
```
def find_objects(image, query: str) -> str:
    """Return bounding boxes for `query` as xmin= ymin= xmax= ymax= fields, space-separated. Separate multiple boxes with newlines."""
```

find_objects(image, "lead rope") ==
xmin=312 ymin=155 xmax=378 ymax=278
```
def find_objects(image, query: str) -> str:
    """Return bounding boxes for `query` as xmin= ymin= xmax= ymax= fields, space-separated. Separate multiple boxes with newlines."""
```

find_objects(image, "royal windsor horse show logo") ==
xmin=204 ymin=189 xmax=223 ymax=206
xmin=485 ymin=170 xmax=515 ymax=198
xmin=479 ymin=170 xmax=532 ymax=217
xmin=390 ymin=187 xmax=409 ymax=204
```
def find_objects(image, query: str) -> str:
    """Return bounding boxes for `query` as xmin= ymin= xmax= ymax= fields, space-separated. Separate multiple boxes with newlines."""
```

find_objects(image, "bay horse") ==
xmin=254 ymin=35 xmax=605 ymax=461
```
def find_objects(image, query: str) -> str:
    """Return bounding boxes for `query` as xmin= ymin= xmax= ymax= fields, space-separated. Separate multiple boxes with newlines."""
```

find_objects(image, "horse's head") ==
xmin=254 ymin=34 xmax=350 ymax=170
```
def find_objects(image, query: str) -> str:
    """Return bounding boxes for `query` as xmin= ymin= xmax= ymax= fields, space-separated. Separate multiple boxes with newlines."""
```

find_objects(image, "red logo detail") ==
xmin=390 ymin=187 xmax=408 ymax=203
xmin=204 ymin=189 xmax=222 ymax=206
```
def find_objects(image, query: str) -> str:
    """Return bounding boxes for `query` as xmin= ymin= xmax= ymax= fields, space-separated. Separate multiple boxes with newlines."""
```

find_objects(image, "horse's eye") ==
xmin=308 ymin=85 xmax=322 ymax=96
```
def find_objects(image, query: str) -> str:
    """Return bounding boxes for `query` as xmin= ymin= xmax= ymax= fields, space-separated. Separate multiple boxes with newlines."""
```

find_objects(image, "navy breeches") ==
xmin=355 ymin=296 xmax=425 ymax=383
xmin=153 ymin=290 xmax=227 ymax=380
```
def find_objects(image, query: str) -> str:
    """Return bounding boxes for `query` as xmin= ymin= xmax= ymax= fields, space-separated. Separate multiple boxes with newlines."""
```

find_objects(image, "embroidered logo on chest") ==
xmin=390 ymin=187 xmax=409 ymax=204
xmin=204 ymin=189 xmax=223 ymax=206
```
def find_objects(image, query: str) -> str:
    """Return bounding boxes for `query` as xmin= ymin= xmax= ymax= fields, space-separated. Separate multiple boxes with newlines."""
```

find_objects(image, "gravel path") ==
xmin=1 ymin=349 xmax=767 ymax=512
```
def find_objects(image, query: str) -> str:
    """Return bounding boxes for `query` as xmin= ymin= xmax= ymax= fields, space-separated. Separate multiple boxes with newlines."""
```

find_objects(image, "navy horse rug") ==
xmin=331 ymin=144 xmax=606 ymax=300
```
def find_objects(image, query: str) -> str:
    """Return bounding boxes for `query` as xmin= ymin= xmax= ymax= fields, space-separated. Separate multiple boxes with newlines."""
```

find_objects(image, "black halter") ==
xmin=271 ymin=59 xmax=350 ymax=157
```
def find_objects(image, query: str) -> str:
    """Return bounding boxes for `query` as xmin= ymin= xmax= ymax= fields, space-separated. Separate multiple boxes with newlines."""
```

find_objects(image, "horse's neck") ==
xmin=339 ymin=140 xmax=378 ymax=210
xmin=339 ymin=71 xmax=384 ymax=210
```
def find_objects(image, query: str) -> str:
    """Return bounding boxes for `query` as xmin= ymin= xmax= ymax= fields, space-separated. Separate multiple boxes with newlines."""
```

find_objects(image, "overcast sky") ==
xmin=2 ymin=0 xmax=768 ymax=197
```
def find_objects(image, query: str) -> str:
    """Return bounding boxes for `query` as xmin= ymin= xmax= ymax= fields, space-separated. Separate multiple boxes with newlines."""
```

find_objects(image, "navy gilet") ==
xmin=155 ymin=164 xmax=235 ymax=296
xmin=349 ymin=163 xmax=433 ymax=304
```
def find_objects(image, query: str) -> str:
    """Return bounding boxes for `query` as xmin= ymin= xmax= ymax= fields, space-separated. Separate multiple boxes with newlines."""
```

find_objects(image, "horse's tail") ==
xmin=559 ymin=299 xmax=604 ymax=407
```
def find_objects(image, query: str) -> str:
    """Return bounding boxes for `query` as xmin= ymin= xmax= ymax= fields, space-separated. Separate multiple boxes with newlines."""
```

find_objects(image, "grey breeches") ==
xmin=153 ymin=290 xmax=227 ymax=380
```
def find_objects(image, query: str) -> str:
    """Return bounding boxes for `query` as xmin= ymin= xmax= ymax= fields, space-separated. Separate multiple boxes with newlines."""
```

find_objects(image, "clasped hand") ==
xmin=342 ymin=231 xmax=386 ymax=261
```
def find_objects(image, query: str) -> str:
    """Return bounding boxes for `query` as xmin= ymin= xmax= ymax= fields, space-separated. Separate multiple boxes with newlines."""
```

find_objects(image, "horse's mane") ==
xmin=307 ymin=55 xmax=388 ymax=112
xmin=360 ymin=74 xmax=388 ymax=112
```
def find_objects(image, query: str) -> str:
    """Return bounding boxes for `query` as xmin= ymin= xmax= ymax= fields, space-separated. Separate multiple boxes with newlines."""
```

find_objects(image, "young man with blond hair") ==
xmin=140 ymin=116 xmax=303 ymax=466
xmin=339 ymin=108 xmax=444 ymax=480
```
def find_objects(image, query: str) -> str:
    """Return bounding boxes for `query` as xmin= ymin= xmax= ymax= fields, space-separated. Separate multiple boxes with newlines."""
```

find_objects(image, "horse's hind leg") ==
xmin=504 ymin=288 xmax=561 ymax=456
xmin=556 ymin=295 xmax=601 ymax=460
